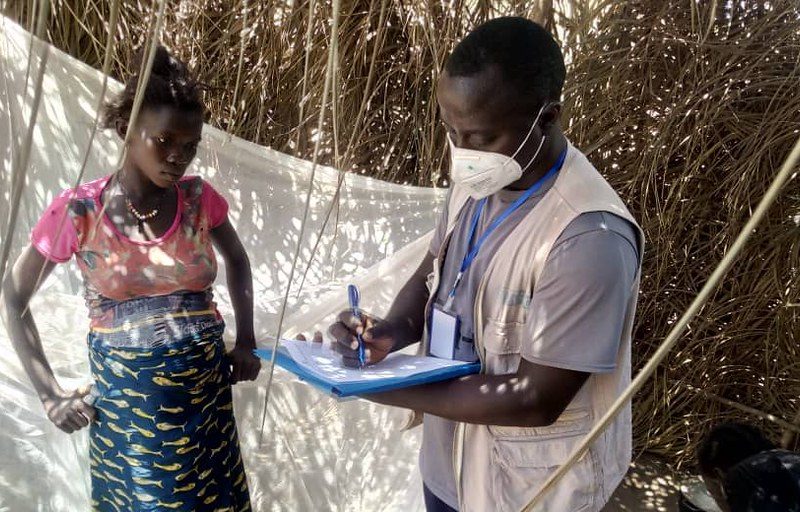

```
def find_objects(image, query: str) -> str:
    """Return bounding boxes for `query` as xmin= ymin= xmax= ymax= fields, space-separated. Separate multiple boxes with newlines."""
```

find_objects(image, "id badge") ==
xmin=428 ymin=304 xmax=460 ymax=360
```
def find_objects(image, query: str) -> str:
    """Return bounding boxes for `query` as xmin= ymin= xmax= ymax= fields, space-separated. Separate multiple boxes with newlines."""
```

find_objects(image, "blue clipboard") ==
xmin=254 ymin=346 xmax=480 ymax=398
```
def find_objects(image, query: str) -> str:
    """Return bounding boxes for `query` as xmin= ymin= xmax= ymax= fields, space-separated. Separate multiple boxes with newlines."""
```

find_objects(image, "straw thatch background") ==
xmin=3 ymin=0 xmax=799 ymax=467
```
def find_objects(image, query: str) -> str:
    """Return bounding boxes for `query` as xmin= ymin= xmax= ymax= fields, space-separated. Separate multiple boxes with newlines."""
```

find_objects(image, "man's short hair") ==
xmin=445 ymin=17 xmax=566 ymax=110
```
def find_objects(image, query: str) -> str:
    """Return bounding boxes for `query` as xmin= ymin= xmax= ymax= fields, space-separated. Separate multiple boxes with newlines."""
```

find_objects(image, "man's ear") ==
xmin=115 ymin=118 xmax=129 ymax=141
xmin=540 ymin=102 xmax=562 ymax=129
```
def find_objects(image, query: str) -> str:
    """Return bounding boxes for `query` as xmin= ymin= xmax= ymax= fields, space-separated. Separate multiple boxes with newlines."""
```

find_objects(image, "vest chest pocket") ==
xmin=481 ymin=320 xmax=525 ymax=375
xmin=480 ymin=286 xmax=529 ymax=354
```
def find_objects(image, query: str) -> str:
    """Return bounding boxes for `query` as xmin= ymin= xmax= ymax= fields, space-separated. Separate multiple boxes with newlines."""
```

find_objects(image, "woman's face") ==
xmin=120 ymin=105 xmax=203 ymax=188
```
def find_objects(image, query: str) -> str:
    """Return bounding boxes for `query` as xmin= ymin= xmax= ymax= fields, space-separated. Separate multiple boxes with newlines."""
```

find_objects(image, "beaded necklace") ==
xmin=116 ymin=172 xmax=168 ymax=232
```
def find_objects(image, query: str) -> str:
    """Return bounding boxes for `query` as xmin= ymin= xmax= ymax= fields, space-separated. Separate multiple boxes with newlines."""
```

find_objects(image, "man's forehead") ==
xmin=437 ymin=65 xmax=523 ymax=121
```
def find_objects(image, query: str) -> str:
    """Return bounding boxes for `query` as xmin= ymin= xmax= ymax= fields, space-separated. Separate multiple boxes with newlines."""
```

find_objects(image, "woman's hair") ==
xmin=102 ymin=45 xmax=204 ymax=129
xmin=697 ymin=422 xmax=776 ymax=476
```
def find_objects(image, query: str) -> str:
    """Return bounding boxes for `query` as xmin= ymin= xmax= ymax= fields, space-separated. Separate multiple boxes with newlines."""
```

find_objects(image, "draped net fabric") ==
xmin=0 ymin=17 xmax=445 ymax=511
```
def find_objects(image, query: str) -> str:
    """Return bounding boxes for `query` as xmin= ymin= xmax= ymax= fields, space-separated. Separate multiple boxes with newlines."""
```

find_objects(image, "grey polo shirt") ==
xmin=420 ymin=175 xmax=641 ymax=508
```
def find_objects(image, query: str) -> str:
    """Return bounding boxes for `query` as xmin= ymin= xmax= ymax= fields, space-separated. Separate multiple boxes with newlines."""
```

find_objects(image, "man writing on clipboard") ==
xmin=322 ymin=17 xmax=643 ymax=512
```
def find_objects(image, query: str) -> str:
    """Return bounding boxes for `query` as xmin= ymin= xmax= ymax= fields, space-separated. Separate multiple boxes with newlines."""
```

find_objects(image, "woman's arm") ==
xmin=210 ymin=219 xmax=261 ymax=383
xmin=0 ymin=245 xmax=95 ymax=432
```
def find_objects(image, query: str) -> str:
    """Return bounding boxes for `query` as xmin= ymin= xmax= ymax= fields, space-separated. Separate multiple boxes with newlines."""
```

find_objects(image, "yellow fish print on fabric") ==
xmin=122 ymin=388 xmax=150 ymax=401
xmin=153 ymin=461 xmax=182 ymax=472
xmin=157 ymin=405 xmax=184 ymax=414
xmin=130 ymin=444 xmax=163 ymax=457
xmin=132 ymin=476 xmax=164 ymax=489
xmin=152 ymin=376 xmax=182 ymax=387
xmin=132 ymin=407 xmax=157 ymax=422
xmin=173 ymin=482 xmax=196 ymax=493
xmin=162 ymin=436 xmax=190 ymax=447
xmin=156 ymin=421 xmax=187 ymax=432
xmin=156 ymin=500 xmax=185 ymax=510
xmin=129 ymin=421 xmax=156 ymax=438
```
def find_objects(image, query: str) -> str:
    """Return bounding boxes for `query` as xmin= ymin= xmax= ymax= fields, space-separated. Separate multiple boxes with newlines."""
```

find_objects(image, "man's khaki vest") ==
xmin=410 ymin=141 xmax=644 ymax=512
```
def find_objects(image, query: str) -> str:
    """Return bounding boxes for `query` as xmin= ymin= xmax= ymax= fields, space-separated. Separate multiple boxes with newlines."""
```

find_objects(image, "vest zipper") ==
xmin=452 ymin=265 xmax=489 ymax=511
xmin=435 ymin=196 xmax=491 ymax=512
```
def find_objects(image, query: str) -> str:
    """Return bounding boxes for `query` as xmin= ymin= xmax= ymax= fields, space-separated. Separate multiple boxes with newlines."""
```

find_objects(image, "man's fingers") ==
xmin=332 ymin=332 xmax=391 ymax=364
xmin=332 ymin=337 xmax=358 ymax=357
xmin=339 ymin=344 xmax=388 ymax=367
xmin=337 ymin=310 xmax=356 ymax=326
xmin=328 ymin=322 xmax=351 ymax=341
xmin=337 ymin=310 xmax=367 ymax=332
xmin=341 ymin=355 xmax=362 ymax=368
xmin=298 ymin=331 xmax=324 ymax=343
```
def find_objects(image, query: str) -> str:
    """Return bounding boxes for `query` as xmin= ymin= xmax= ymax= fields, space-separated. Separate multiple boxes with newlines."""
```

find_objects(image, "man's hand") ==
xmin=228 ymin=343 xmax=262 ymax=384
xmin=328 ymin=310 xmax=396 ymax=367
xmin=42 ymin=387 xmax=96 ymax=434
xmin=295 ymin=331 xmax=324 ymax=343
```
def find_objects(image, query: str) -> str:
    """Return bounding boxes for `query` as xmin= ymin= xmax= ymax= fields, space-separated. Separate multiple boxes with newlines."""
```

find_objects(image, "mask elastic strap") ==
xmin=518 ymin=134 xmax=547 ymax=174
xmin=507 ymin=102 xmax=549 ymax=161
xmin=511 ymin=103 xmax=551 ymax=172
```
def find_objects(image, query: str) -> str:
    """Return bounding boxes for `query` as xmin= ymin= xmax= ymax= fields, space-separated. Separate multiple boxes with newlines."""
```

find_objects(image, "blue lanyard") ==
xmin=448 ymin=148 xmax=567 ymax=299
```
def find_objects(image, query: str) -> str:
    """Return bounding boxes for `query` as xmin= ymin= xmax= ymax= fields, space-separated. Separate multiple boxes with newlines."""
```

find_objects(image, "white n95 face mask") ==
xmin=448 ymin=104 xmax=548 ymax=199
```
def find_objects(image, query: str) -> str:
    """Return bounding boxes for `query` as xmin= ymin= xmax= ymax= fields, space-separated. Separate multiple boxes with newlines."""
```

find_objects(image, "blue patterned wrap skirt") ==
xmin=86 ymin=293 xmax=251 ymax=512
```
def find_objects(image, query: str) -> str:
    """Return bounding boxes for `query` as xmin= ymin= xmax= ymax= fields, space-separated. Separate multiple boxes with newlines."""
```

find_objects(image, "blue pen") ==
xmin=348 ymin=284 xmax=367 ymax=368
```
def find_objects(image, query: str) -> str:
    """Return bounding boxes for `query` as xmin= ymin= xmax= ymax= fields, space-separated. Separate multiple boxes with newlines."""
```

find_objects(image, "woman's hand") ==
xmin=42 ymin=387 xmax=96 ymax=434
xmin=228 ymin=343 xmax=262 ymax=384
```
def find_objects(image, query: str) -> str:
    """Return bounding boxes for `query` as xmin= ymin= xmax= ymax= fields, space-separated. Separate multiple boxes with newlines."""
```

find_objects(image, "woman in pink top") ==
xmin=1 ymin=46 xmax=258 ymax=511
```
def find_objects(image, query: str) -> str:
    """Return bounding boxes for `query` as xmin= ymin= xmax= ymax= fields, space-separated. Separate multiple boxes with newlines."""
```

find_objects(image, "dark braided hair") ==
xmin=102 ymin=46 xmax=204 ymax=130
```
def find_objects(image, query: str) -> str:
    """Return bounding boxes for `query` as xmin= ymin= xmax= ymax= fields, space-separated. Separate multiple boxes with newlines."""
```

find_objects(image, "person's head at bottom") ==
xmin=697 ymin=422 xmax=776 ymax=511
xmin=723 ymin=449 xmax=800 ymax=512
